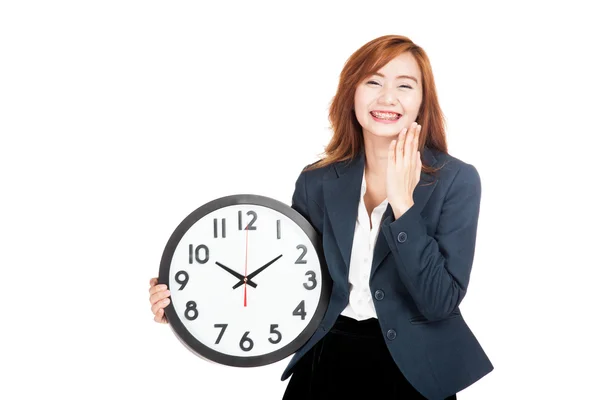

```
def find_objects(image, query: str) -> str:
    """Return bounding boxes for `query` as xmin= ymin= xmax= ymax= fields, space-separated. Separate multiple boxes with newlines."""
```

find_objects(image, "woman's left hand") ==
xmin=387 ymin=121 xmax=422 ymax=219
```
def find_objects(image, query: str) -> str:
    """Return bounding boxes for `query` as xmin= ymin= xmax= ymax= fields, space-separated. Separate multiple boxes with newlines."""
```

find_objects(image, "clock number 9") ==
xmin=239 ymin=331 xmax=254 ymax=352
xmin=175 ymin=270 xmax=189 ymax=290
xmin=184 ymin=301 xmax=198 ymax=320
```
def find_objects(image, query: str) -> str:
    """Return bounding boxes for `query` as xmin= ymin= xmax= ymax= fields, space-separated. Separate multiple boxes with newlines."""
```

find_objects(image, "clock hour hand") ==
xmin=232 ymin=254 xmax=283 ymax=289
xmin=215 ymin=262 xmax=258 ymax=288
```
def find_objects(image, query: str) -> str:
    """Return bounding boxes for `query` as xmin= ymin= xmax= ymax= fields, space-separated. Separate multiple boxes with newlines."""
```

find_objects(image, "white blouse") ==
xmin=340 ymin=169 xmax=389 ymax=321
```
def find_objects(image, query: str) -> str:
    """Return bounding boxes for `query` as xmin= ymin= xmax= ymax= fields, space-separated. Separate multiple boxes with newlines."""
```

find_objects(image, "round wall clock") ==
xmin=158 ymin=194 xmax=331 ymax=367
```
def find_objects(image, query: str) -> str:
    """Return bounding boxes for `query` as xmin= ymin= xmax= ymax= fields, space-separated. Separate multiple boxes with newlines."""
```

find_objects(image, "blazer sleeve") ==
xmin=291 ymin=168 xmax=311 ymax=223
xmin=380 ymin=162 xmax=482 ymax=321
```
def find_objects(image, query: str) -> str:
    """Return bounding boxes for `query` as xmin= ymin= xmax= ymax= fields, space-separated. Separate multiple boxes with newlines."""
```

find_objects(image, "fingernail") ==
xmin=162 ymin=299 xmax=169 ymax=305
xmin=402 ymin=128 xmax=407 ymax=134
xmin=165 ymin=290 xmax=171 ymax=295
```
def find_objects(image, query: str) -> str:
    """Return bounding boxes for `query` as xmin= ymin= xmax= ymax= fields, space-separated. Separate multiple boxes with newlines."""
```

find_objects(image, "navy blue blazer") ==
xmin=281 ymin=145 xmax=494 ymax=400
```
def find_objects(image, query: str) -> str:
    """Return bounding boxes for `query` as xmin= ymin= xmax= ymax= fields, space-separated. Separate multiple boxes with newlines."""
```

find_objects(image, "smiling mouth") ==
xmin=370 ymin=111 xmax=401 ymax=121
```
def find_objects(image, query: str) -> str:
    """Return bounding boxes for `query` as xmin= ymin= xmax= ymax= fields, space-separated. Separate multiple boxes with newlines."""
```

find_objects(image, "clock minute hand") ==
xmin=215 ymin=262 xmax=258 ymax=288
xmin=232 ymin=254 xmax=283 ymax=289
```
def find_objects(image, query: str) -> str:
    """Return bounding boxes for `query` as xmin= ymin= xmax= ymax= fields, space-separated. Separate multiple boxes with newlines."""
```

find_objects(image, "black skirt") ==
xmin=283 ymin=315 xmax=457 ymax=400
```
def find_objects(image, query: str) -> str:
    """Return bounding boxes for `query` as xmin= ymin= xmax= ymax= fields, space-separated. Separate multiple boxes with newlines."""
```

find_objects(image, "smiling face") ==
xmin=354 ymin=52 xmax=423 ymax=140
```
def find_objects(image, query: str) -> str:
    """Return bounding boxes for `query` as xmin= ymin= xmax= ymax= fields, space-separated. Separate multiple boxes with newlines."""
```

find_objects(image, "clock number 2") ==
xmin=239 ymin=210 xmax=257 ymax=231
xmin=295 ymin=244 xmax=307 ymax=264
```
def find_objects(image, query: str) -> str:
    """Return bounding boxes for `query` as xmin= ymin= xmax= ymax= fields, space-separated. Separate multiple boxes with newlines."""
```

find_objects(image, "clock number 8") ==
xmin=185 ymin=301 xmax=198 ymax=320
xmin=239 ymin=331 xmax=254 ymax=352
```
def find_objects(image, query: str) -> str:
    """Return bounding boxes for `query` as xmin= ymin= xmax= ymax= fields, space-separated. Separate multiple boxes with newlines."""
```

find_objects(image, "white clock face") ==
xmin=168 ymin=203 xmax=323 ymax=359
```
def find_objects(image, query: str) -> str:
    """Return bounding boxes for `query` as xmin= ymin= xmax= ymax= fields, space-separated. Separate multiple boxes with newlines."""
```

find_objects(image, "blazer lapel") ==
xmin=322 ymin=151 xmax=365 ymax=277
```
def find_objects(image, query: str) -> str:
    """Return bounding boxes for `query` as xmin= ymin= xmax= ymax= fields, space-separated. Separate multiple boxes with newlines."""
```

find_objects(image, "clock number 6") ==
xmin=239 ymin=331 xmax=254 ymax=352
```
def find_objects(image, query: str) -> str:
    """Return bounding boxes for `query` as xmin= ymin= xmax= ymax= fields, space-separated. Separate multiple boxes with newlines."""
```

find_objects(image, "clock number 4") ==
xmin=293 ymin=300 xmax=307 ymax=320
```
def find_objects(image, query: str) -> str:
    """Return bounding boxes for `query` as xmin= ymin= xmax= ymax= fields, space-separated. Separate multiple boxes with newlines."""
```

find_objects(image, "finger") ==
xmin=150 ymin=289 xmax=171 ymax=306
xmin=416 ymin=151 xmax=422 ymax=181
xmin=388 ymin=139 xmax=397 ymax=164
xmin=149 ymin=277 xmax=158 ymax=287
xmin=154 ymin=308 xmax=166 ymax=324
xmin=404 ymin=123 xmax=417 ymax=166
xmin=152 ymin=297 xmax=170 ymax=315
xmin=396 ymin=128 xmax=407 ymax=162
xmin=149 ymin=282 xmax=168 ymax=295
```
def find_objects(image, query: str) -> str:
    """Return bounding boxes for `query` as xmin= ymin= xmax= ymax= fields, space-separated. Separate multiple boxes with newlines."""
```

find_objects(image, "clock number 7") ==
xmin=214 ymin=323 xmax=228 ymax=344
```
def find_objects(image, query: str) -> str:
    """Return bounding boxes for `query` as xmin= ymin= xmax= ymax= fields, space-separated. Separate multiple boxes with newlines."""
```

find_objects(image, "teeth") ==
xmin=371 ymin=111 xmax=400 ymax=120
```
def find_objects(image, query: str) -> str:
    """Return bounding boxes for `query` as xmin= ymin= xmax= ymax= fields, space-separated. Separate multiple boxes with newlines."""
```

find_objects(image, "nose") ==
xmin=378 ymin=86 xmax=397 ymax=105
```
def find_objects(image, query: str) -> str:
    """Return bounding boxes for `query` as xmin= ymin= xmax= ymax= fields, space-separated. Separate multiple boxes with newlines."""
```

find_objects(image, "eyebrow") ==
xmin=371 ymin=72 xmax=419 ymax=84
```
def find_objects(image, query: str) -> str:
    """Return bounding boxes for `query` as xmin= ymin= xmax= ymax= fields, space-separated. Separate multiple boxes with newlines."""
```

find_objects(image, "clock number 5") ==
xmin=269 ymin=324 xmax=282 ymax=344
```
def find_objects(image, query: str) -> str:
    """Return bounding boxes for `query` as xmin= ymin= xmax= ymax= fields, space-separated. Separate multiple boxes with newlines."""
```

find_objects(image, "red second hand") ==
xmin=244 ymin=224 xmax=248 ymax=307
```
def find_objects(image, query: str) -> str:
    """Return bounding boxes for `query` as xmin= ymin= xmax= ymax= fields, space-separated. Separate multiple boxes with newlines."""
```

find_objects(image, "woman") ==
xmin=149 ymin=34 xmax=493 ymax=399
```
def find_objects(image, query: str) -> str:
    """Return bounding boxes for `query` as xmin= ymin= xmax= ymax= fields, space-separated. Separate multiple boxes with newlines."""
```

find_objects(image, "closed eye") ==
xmin=367 ymin=81 xmax=412 ymax=89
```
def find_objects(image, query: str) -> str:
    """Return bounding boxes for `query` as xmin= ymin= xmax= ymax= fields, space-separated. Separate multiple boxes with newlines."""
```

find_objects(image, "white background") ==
xmin=1 ymin=1 xmax=599 ymax=399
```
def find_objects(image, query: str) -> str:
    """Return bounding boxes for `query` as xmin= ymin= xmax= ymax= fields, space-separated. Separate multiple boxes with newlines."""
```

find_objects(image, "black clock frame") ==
xmin=158 ymin=193 xmax=332 ymax=367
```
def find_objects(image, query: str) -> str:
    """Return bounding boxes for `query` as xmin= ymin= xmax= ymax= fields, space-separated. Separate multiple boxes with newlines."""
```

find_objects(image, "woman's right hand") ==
xmin=149 ymin=277 xmax=171 ymax=324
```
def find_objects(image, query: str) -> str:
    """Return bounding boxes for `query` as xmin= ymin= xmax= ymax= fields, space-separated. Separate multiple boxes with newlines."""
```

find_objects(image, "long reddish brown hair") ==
xmin=305 ymin=35 xmax=448 ymax=176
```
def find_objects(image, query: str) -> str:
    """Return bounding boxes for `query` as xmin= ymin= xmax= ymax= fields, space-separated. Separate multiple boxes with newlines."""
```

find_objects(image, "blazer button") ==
xmin=397 ymin=232 xmax=407 ymax=243
xmin=386 ymin=329 xmax=397 ymax=340
xmin=374 ymin=289 xmax=385 ymax=301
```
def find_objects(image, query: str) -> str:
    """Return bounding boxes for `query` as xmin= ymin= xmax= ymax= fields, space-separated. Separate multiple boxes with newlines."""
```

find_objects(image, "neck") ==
xmin=362 ymin=134 xmax=391 ymax=180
